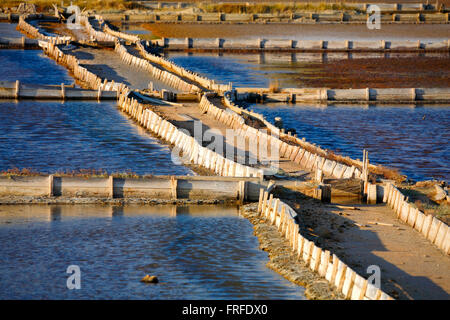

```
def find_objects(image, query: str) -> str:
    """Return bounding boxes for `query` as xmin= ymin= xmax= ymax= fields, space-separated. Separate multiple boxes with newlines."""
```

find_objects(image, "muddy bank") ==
xmin=144 ymin=23 xmax=450 ymax=41
xmin=168 ymin=52 xmax=450 ymax=89
xmin=241 ymin=203 xmax=345 ymax=300
xmin=0 ymin=196 xmax=235 ymax=205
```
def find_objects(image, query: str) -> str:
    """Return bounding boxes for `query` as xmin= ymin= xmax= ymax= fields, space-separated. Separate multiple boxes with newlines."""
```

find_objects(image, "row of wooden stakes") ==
xmin=17 ymin=14 xmax=71 ymax=44
xmin=384 ymin=183 xmax=450 ymax=255
xmin=257 ymin=189 xmax=394 ymax=300
xmin=115 ymin=41 xmax=201 ymax=93
xmin=118 ymin=90 xmax=264 ymax=178
xmin=42 ymin=42 xmax=123 ymax=96
xmin=135 ymin=39 xmax=231 ymax=93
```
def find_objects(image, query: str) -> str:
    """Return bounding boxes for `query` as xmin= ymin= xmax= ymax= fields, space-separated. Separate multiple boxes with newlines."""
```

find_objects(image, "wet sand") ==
xmin=144 ymin=23 xmax=450 ymax=41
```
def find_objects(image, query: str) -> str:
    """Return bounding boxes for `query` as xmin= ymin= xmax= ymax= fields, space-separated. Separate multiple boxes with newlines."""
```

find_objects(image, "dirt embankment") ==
xmin=143 ymin=23 xmax=450 ymax=41
xmin=241 ymin=203 xmax=345 ymax=300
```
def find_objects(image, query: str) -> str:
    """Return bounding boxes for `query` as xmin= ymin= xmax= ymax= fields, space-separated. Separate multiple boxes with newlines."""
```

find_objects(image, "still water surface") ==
xmin=0 ymin=100 xmax=191 ymax=175
xmin=251 ymin=104 xmax=450 ymax=182
xmin=0 ymin=204 xmax=306 ymax=299
xmin=0 ymin=49 xmax=73 ymax=85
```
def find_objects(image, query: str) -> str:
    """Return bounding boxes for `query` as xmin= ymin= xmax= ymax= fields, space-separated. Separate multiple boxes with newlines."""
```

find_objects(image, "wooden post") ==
xmin=365 ymin=88 xmax=370 ymax=101
xmin=240 ymin=181 xmax=247 ymax=204
xmin=15 ymin=80 xmax=20 ymax=100
xmin=367 ymin=183 xmax=378 ymax=204
xmin=171 ymin=176 xmax=178 ymax=200
xmin=266 ymin=194 xmax=273 ymax=220
xmin=48 ymin=174 xmax=54 ymax=197
xmin=271 ymin=198 xmax=279 ymax=225
xmin=257 ymin=188 xmax=264 ymax=214
xmin=279 ymin=205 xmax=285 ymax=232
xmin=411 ymin=88 xmax=416 ymax=101
xmin=109 ymin=175 xmax=114 ymax=198
xmin=261 ymin=191 xmax=268 ymax=217
xmin=315 ymin=169 xmax=324 ymax=183
xmin=320 ymin=184 xmax=332 ymax=203
xmin=61 ymin=83 xmax=65 ymax=101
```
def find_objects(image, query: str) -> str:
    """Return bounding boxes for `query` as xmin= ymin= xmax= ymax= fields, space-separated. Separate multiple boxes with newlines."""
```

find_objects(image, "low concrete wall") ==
xmin=256 ymin=189 xmax=394 ymax=300
xmin=158 ymin=38 xmax=450 ymax=52
xmin=100 ymin=11 xmax=449 ymax=24
xmin=0 ymin=36 xmax=40 ymax=49
xmin=0 ymin=81 xmax=117 ymax=100
xmin=0 ymin=175 xmax=264 ymax=201
xmin=235 ymin=87 xmax=450 ymax=103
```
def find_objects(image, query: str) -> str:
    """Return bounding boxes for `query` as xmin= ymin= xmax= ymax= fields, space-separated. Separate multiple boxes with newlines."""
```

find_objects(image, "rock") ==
xmin=433 ymin=185 xmax=447 ymax=201
xmin=315 ymin=226 xmax=333 ymax=239
xmin=274 ymin=117 xmax=283 ymax=129
xmin=141 ymin=275 xmax=158 ymax=283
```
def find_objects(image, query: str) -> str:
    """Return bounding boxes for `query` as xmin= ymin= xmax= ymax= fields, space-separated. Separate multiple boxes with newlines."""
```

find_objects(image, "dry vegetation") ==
xmin=0 ymin=168 xmax=147 ymax=179
xmin=1 ymin=0 xmax=143 ymax=11
xmin=400 ymin=185 xmax=450 ymax=225
xmin=199 ymin=2 xmax=361 ymax=14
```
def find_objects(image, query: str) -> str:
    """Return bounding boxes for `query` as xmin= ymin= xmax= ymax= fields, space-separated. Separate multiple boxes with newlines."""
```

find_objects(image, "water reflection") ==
xmin=0 ymin=204 xmax=306 ymax=299
xmin=0 ymin=100 xmax=191 ymax=175
xmin=0 ymin=49 xmax=73 ymax=84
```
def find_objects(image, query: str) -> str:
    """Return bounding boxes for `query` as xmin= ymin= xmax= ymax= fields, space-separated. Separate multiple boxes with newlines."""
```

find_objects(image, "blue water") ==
xmin=251 ymin=104 xmax=450 ymax=182
xmin=0 ymin=100 xmax=191 ymax=175
xmin=0 ymin=204 xmax=306 ymax=299
xmin=169 ymin=54 xmax=269 ymax=87
xmin=0 ymin=50 xmax=73 ymax=85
